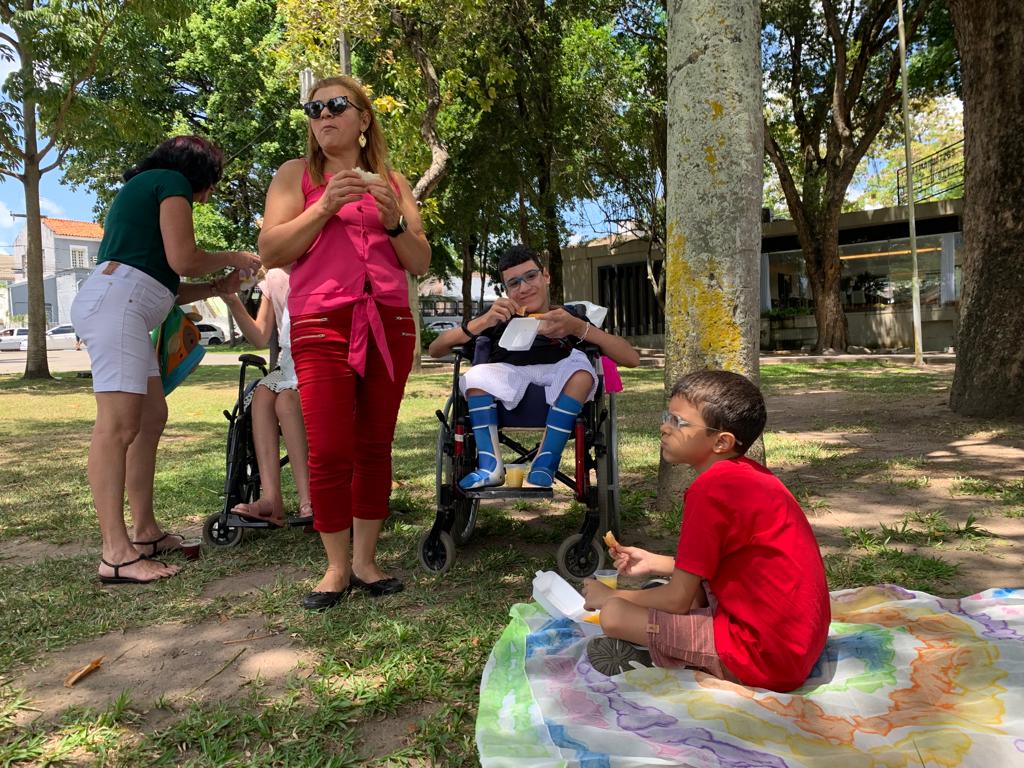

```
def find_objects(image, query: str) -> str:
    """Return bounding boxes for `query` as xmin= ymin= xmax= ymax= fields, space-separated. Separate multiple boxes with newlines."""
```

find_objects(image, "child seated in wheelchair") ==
xmin=222 ymin=267 xmax=312 ymax=526
xmin=427 ymin=244 xmax=640 ymax=489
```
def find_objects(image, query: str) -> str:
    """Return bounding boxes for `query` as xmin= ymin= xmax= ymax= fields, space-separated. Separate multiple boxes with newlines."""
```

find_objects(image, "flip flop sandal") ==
xmin=132 ymin=532 xmax=185 ymax=558
xmin=98 ymin=556 xmax=171 ymax=585
xmin=289 ymin=502 xmax=315 ymax=527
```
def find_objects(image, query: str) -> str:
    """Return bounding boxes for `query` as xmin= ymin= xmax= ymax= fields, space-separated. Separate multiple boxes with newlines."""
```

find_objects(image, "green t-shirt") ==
xmin=97 ymin=169 xmax=194 ymax=294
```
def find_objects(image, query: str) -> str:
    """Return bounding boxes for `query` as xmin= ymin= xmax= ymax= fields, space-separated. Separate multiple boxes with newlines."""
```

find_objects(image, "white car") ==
xmin=196 ymin=323 xmax=226 ymax=346
xmin=14 ymin=324 xmax=79 ymax=351
xmin=0 ymin=327 xmax=29 ymax=351
xmin=425 ymin=320 xmax=458 ymax=332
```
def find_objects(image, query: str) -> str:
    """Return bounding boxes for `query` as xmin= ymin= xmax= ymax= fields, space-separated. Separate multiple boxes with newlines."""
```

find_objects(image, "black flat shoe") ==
xmin=302 ymin=585 xmax=352 ymax=611
xmin=350 ymin=575 xmax=404 ymax=596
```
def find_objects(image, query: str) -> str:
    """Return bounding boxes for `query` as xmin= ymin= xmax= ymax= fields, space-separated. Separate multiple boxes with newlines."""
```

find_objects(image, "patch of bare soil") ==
xmin=0 ymin=537 xmax=91 ymax=566
xmin=766 ymin=375 xmax=1024 ymax=595
xmin=354 ymin=701 xmax=440 ymax=765
xmin=200 ymin=565 xmax=309 ymax=600
xmin=13 ymin=615 xmax=312 ymax=728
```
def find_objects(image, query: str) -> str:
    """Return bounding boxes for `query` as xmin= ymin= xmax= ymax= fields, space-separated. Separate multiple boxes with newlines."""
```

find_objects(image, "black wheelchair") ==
xmin=418 ymin=337 xmax=621 ymax=579
xmin=202 ymin=353 xmax=312 ymax=548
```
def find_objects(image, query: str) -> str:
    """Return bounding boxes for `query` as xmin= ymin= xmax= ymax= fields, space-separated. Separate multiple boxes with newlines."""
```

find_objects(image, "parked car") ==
xmin=0 ymin=327 xmax=29 ymax=351
xmin=14 ymin=324 xmax=79 ymax=351
xmin=196 ymin=323 xmax=226 ymax=346
xmin=425 ymin=319 xmax=458 ymax=332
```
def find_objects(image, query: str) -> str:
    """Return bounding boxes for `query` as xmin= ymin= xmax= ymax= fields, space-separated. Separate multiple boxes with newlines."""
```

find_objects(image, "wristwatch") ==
xmin=385 ymin=214 xmax=407 ymax=238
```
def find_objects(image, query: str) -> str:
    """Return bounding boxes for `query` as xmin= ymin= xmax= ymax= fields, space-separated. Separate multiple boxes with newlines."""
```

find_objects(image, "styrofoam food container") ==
xmin=532 ymin=570 xmax=603 ymax=635
xmin=498 ymin=317 xmax=540 ymax=351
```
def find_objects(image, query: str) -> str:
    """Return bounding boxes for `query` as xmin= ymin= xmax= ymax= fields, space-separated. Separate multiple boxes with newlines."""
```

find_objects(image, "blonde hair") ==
xmin=305 ymin=75 xmax=391 ymax=187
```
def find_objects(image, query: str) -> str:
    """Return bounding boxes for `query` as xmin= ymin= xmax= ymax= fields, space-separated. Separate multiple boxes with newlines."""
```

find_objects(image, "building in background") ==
xmin=562 ymin=198 xmax=963 ymax=352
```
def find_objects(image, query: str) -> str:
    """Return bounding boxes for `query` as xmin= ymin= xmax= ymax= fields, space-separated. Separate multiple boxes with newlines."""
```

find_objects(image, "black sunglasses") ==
xmin=301 ymin=95 xmax=362 ymax=119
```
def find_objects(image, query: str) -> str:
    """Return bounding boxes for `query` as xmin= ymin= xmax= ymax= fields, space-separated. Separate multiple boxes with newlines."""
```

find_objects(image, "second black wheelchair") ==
xmin=202 ymin=353 xmax=312 ymax=548
xmin=418 ymin=337 xmax=621 ymax=579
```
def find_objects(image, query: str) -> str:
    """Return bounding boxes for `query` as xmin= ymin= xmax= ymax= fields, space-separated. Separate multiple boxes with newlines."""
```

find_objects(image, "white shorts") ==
xmin=71 ymin=263 xmax=175 ymax=395
xmin=459 ymin=349 xmax=598 ymax=409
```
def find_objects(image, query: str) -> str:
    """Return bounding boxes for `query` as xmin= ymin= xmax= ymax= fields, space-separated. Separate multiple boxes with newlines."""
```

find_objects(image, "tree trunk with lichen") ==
xmin=655 ymin=0 xmax=764 ymax=512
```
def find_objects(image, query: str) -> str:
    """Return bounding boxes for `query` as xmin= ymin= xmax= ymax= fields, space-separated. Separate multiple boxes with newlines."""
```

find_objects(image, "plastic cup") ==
xmin=505 ymin=465 xmax=527 ymax=488
xmin=180 ymin=540 xmax=202 ymax=561
xmin=594 ymin=569 xmax=618 ymax=589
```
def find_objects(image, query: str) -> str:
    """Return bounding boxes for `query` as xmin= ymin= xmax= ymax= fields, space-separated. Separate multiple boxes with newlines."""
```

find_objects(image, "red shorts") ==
xmin=646 ymin=584 xmax=739 ymax=682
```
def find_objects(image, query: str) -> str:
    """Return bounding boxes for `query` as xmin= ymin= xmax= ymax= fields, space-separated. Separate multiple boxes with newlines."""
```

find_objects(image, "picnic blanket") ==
xmin=477 ymin=586 xmax=1024 ymax=767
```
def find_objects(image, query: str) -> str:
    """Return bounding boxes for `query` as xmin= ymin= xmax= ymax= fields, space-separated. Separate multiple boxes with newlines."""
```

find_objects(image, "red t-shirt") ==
xmin=674 ymin=456 xmax=830 ymax=691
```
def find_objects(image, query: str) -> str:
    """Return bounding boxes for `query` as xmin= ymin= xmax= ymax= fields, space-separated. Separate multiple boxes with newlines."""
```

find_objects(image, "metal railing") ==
xmin=896 ymin=138 xmax=964 ymax=205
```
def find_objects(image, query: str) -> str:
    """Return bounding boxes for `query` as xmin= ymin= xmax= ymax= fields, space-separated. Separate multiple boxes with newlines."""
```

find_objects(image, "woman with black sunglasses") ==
xmin=260 ymin=76 xmax=430 ymax=610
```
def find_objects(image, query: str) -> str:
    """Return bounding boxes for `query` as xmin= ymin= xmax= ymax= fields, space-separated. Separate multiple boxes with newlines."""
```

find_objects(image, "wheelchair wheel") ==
xmin=556 ymin=533 xmax=604 ymax=581
xmin=203 ymin=512 xmax=243 ymax=548
xmin=418 ymin=529 xmax=455 ymax=575
xmin=436 ymin=397 xmax=479 ymax=545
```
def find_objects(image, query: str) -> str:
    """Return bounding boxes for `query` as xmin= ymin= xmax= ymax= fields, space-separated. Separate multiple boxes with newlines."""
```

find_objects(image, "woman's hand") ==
xmin=480 ymin=297 xmax=520 ymax=328
xmin=582 ymin=579 xmax=614 ymax=611
xmin=213 ymin=270 xmax=243 ymax=298
xmin=231 ymin=251 xmax=262 ymax=272
xmin=318 ymin=171 xmax=366 ymax=217
xmin=537 ymin=308 xmax=587 ymax=340
xmin=611 ymin=545 xmax=661 ymax=578
xmin=366 ymin=176 xmax=401 ymax=230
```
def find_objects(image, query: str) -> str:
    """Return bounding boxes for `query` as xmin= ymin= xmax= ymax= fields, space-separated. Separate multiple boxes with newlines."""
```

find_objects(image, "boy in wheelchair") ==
xmin=428 ymin=245 xmax=639 ymax=489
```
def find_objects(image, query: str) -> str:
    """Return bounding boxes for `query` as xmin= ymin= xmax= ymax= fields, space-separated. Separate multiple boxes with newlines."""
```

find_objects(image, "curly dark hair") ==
xmin=670 ymin=370 xmax=766 ymax=456
xmin=497 ymin=244 xmax=545 ymax=274
xmin=124 ymin=135 xmax=225 ymax=193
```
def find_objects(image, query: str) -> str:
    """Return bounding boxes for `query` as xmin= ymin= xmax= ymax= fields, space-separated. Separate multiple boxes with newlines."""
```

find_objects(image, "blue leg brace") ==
xmin=459 ymin=394 xmax=505 ymax=490
xmin=528 ymin=392 xmax=584 ymax=487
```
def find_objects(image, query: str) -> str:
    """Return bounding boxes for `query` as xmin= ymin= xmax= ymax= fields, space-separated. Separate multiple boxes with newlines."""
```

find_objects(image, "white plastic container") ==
xmin=498 ymin=317 xmax=540 ymax=351
xmin=532 ymin=570 xmax=603 ymax=635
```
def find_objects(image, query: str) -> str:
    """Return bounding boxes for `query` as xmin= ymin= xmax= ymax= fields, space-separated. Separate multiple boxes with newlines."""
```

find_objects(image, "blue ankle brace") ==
xmin=528 ymin=392 xmax=584 ymax=487
xmin=460 ymin=394 xmax=504 ymax=490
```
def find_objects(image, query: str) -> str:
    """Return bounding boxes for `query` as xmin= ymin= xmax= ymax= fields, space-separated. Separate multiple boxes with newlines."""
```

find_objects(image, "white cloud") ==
xmin=0 ymin=201 xmax=13 ymax=229
xmin=39 ymin=197 xmax=64 ymax=217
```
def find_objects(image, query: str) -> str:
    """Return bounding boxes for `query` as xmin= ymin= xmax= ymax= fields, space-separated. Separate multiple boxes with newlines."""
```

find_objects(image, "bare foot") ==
xmin=98 ymin=556 xmax=180 ymax=584
xmin=294 ymin=501 xmax=314 ymax=523
xmin=232 ymin=497 xmax=285 ymax=527
xmin=131 ymin=530 xmax=185 ymax=557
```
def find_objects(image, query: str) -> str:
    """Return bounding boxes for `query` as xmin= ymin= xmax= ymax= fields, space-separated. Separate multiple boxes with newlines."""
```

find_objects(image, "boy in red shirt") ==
xmin=583 ymin=370 xmax=830 ymax=691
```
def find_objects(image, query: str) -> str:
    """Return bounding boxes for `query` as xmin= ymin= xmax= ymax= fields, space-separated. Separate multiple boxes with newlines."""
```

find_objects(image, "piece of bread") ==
xmin=353 ymin=167 xmax=381 ymax=183
xmin=603 ymin=531 xmax=619 ymax=549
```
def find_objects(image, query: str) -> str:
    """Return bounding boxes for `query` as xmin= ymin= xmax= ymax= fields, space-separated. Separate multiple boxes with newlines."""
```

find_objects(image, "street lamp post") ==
xmin=897 ymin=0 xmax=925 ymax=367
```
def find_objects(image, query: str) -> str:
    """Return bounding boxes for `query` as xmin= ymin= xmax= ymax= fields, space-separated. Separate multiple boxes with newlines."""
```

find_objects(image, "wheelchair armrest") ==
xmin=239 ymin=353 xmax=267 ymax=367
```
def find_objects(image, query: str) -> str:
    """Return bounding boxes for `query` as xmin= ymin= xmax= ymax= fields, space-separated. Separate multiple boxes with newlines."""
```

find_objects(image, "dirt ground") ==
xmin=7 ymin=361 xmax=1023 ymax=754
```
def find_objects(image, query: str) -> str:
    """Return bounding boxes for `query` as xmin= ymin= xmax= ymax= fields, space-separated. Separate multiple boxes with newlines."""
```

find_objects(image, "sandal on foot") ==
xmin=98 ymin=556 xmax=172 ymax=585
xmin=132 ymin=532 xmax=185 ymax=558
xmin=232 ymin=499 xmax=285 ymax=528
xmin=289 ymin=502 xmax=314 ymax=527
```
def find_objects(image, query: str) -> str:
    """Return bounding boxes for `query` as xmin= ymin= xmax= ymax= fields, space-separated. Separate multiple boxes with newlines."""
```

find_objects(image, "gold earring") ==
xmin=358 ymin=132 xmax=367 ymax=148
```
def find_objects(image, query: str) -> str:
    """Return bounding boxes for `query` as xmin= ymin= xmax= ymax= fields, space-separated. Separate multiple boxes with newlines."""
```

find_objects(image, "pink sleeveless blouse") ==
xmin=288 ymin=166 xmax=409 ymax=378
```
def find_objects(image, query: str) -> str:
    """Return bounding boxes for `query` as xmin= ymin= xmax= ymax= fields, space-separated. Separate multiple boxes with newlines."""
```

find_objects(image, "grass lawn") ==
xmin=0 ymin=360 xmax=1021 ymax=766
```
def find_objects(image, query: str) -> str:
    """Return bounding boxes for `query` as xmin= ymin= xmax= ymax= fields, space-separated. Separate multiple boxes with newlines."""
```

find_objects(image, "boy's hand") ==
xmin=582 ymin=578 xmax=614 ymax=611
xmin=612 ymin=545 xmax=661 ymax=578
xmin=537 ymin=308 xmax=587 ymax=340
xmin=480 ymin=297 xmax=520 ymax=328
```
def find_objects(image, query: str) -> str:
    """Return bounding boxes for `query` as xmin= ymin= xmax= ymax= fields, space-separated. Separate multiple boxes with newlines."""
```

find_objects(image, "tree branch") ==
xmin=0 ymin=30 xmax=20 ymax=55
xmin=39 ymin=145 xmax=70 ymax=175
xmin=0 ymin=166 xmax=23 ymax=182
xmin=764 ymin=121 xmax=810 ymax=238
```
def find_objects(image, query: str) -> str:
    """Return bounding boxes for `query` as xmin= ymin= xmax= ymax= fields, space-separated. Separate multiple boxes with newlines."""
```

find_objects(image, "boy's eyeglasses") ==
xmin=661 ymin=411 xmax=743 ymax=446
xmin=301 ymin=96 xmax=362 ymax=119
xmin=504 ymin=268 xmax=543 ymax=292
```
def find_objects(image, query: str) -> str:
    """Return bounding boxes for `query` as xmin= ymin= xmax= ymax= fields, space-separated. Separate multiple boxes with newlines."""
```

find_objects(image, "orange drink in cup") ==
xmin=594 ymin=569 xmax=618 ymax=589
xmin=505 ymin=464 xmax=527 ymax=488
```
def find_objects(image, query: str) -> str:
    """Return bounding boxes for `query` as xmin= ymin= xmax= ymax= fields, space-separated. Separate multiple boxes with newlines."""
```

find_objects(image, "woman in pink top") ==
xmin=260 ymin=75 xmax=430 ymax=611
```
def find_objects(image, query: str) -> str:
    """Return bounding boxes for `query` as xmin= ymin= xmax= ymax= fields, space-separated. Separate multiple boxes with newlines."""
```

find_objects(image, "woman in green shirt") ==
xmin=72 ymin=136 xmax=261 ymax=585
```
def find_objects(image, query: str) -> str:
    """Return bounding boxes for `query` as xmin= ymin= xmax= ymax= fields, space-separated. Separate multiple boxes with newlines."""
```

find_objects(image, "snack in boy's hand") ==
xmin=603 ymin=531 xmax=619 ymax=550
xmin=353 ymin=167 xmax=381 ymax=183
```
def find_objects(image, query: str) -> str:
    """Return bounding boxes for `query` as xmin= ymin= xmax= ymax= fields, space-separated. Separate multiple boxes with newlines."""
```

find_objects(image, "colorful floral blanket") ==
xmin=477 ymin=586 xmax=1024 ymax=767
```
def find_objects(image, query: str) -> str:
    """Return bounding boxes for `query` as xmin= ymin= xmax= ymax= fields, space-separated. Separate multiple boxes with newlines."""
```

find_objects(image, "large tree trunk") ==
xmin=657 ymin=0 xmax=763 ymax=511
xmin=801 ymin=224 xmax=847 ymax=352
xmin=948 ymin=1 xmax=1024 ymax=417
xmin=22 ymin=86 xmax=51 ymax=380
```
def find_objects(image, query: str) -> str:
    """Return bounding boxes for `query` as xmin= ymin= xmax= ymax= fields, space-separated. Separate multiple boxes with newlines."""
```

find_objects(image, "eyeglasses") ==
xmin=504 ymin=268 xmax=543 ymax=292
xmin=661 ymin=411 xmax=743 ymax=446
xmin=301 ymin=95 xmax=362 ymax=119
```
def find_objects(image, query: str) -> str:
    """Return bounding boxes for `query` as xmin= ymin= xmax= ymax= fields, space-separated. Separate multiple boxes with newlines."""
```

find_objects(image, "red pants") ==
xmin=290 ymin=304 xmax=415 ymax=533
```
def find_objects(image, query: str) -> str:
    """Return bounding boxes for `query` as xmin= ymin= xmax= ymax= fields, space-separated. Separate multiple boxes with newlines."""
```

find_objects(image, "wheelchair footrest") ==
xmin=460 ymin=487 xmax=554 ymax=500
